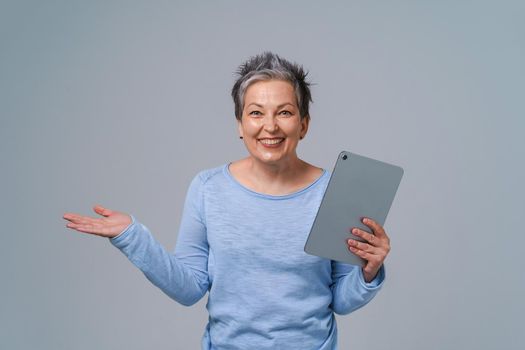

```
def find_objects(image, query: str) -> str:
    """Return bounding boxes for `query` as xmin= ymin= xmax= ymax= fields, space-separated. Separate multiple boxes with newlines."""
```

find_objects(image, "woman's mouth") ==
xmin=259 ymin=138 xmax=285 ymax=147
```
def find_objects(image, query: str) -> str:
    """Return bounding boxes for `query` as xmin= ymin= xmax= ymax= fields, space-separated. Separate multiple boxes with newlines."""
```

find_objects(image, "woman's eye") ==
xmin=279 ymin=110 xmax=292 ymax=116
xmin=249 ymin=111 xmax=262 ymax=116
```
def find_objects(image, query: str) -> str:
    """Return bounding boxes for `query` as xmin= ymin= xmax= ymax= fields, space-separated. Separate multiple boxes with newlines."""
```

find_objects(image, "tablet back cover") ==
xmin=304 ymin=151 xmax=403 ymax=266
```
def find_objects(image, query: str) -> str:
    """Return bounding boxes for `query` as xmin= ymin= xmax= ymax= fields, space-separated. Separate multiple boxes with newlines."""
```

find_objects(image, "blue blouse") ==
xmin=110 ymin=164 xmax=384 ymax=349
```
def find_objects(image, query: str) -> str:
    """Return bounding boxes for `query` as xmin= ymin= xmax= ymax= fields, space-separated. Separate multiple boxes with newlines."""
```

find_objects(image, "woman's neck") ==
xmin=230 ymin=156 xmax=322 ymax=196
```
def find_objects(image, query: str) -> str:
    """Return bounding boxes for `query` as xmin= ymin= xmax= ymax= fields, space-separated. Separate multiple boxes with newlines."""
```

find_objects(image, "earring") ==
xmin=300 ymin=136 xmax=304 ymax=140
xmin=239 ymin=136 xmax=243 ymax=139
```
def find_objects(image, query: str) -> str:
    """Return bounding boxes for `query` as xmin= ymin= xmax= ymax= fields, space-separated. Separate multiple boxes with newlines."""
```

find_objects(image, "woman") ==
xmin=63 ymin=52 xmax=391 ymax=349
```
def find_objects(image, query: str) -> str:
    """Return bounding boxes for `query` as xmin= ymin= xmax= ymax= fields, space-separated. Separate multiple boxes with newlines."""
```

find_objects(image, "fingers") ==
xmin=347 ymin=240 xmax=385 ymax=274
xmin=63 ymin=205 xmax=114 ymax=225
xmin=347 ymin=239 xmax=381 ymax=255
xmin=347 ymin=241 xmax=377 ymax=262
xmin=63 ymin=212 xmax=105 ymax=232
xmin=362 ymin=217 xmax=388 ymax=240
xmin=63 ymin=207 xmax=130 ymax=238
xmin=348 ymin=218 xmax=391 ymax=282
xmin=93 ymin=205 xmax=113 ymax=217
xmin=348 ymin=217 xmax=391 ymax=264
xmin=350 ymin=227 xmax=378 ymax=246
xmin=65 ymin=221 xmax=112 ymax=237
xmin=63 ymin=213 xmax=96 ymax=225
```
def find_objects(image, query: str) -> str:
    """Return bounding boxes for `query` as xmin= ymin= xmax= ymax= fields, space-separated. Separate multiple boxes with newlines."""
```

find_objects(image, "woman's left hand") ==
xmin=347 ymin=217 xmax=391 ymax=283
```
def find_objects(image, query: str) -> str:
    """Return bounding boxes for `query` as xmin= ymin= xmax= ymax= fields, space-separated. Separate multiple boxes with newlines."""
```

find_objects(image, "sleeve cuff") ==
xmin=358 ymin=264 xmax=386 ymax=289
xmin=109 ymin=215 xmax=136 ymax=246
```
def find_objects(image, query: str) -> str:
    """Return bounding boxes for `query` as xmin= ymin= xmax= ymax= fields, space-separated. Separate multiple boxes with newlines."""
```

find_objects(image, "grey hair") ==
xmin=231 ymin=52 xmax=313 ymax=120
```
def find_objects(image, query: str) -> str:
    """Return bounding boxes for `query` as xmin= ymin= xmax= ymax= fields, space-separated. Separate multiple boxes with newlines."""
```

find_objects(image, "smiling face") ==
xmin=238 ymin=80 xmax=309 ymax=166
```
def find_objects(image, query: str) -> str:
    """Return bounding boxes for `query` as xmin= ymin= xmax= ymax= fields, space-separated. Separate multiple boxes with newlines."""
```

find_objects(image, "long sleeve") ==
xmin=109 ymin=174 xmax=209 ymax=306
xmin=105 ymin=164 xmax=388 ymax=348
xmin=330 ymin=261 xmax=385 ymax=315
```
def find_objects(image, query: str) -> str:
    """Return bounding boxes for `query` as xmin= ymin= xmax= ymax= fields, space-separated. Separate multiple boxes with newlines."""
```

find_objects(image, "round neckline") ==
xmin=223 ymin=163 xmax=328 ymax=200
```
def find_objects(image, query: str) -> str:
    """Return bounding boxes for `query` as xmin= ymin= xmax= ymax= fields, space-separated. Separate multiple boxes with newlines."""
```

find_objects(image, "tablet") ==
xmin=304 ymin=151 xmax=404 ymax=266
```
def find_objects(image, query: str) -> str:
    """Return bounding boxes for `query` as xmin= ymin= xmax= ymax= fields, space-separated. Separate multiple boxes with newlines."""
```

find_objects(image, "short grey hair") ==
xmin=231 ymin=52 xmax=313 ymax=121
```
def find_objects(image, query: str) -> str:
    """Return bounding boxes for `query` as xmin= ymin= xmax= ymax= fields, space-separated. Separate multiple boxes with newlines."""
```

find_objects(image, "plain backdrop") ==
xmin=1 ymin=1 xmax=524 ymax=349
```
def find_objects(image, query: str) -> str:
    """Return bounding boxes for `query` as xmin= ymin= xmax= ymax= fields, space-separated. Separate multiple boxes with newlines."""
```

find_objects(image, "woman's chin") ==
xmin=251 ymin=152 xmax=293 ymax=166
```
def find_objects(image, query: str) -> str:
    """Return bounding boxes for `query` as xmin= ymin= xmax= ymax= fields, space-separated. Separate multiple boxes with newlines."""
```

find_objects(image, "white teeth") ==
xmin=260 ymin=138 xmax=284 ymax=145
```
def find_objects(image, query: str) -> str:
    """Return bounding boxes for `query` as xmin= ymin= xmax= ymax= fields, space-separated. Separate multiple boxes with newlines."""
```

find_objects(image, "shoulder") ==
xmin=184 ymin=164 xmax=228 ymax=206
xmin=194 ymin=164 xmax=225 ymax=184
xmin=189 ymin=164 xmax=231 ymax=193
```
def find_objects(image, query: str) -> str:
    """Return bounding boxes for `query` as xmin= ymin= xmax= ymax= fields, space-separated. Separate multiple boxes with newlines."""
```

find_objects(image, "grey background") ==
xmin=1 ymin=1 xmax=523 ymax=349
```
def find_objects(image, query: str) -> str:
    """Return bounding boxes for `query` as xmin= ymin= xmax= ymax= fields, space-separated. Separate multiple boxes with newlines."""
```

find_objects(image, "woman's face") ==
xmin=238 ymin=80 xmax=309 ymax=166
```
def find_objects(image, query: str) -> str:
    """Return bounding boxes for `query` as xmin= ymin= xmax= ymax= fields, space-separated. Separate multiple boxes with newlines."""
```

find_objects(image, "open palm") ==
xmin=63 ymin=205 xmax=132 ymax=238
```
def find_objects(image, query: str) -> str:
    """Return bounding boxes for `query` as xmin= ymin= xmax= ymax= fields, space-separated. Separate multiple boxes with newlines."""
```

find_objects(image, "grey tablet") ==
xmin=304 ymin=151 xmax=404 ymax=266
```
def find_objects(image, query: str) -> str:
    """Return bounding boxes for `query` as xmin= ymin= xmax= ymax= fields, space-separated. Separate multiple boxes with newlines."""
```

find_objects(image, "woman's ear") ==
xmin=300 ymin=115 xmax=310 ymax=139
xmin=237 ymin=119 xmax=244 ymax=139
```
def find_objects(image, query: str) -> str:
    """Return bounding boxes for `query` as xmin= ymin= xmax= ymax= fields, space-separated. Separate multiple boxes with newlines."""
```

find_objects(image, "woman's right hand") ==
xmin=63 ymin=205 xmax=132 ymax=238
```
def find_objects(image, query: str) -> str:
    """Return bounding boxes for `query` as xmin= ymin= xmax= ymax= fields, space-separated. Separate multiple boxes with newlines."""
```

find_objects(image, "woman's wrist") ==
xmin=362 ymin=267 xmax=380 ymax=283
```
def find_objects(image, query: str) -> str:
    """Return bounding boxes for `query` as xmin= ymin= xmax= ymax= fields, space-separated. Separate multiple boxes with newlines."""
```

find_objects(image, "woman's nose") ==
xmin=263 ymin=115 xmax=279 ymax=133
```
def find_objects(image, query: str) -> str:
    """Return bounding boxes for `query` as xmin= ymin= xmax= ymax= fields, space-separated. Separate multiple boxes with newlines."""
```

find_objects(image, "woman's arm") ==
xmin=330 ymin=261 xmax=385 ymax=315
xmin=63 ymin=174 xmax=210 ymax=306
xmin=330 ymin=217 xmax=390 ymax=315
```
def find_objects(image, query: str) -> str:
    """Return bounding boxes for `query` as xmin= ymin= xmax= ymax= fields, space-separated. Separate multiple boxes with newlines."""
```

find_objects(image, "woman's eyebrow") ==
xmin=276 ymin=103 xmax=295 ymax=109
xmin=246 ymin=103 xmax=264 ymax=108
xmin=246 ymin=103 xmax=296 ymax=109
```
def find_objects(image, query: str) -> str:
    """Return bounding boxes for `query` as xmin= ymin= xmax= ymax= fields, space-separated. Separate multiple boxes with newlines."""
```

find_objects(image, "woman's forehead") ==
xmin=244 ymin=80 xmax=297 ymax=106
